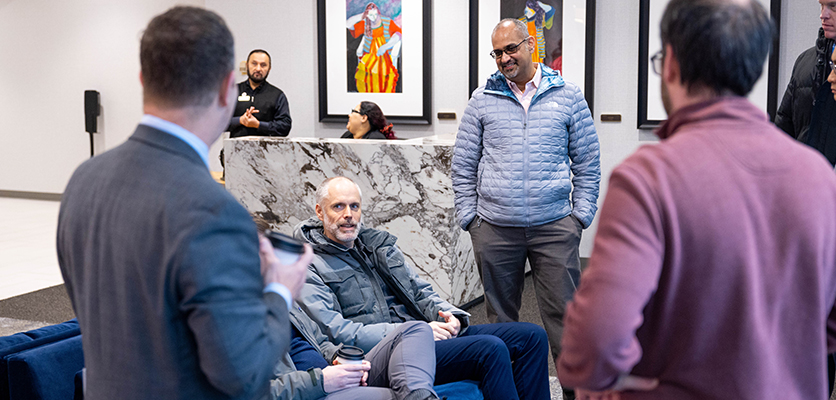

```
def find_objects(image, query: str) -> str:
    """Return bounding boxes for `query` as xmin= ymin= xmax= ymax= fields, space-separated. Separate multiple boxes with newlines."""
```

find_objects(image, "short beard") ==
xmin=248 ymin=69 xmax=268 ymax=85
xmin=323 ymin=214 xmax=362 ymax=245
xmin=500 ymin=61 xmax=519 ymax=80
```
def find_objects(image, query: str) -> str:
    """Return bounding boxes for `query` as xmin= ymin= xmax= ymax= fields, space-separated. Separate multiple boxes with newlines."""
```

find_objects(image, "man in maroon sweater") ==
xmin=557 ymin=0 xmax=836 ymax=399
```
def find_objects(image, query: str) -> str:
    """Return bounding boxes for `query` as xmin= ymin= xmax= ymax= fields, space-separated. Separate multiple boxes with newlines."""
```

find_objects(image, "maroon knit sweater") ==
xmin=558 ymin=96 xmax=836 ymax=399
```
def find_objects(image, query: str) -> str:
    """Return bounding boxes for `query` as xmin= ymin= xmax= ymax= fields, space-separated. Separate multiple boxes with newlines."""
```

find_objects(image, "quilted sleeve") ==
xmin=566 ymin=84 xmax=601 ymax=228
xmin=452 ymin=94 xmax=485 ymax=231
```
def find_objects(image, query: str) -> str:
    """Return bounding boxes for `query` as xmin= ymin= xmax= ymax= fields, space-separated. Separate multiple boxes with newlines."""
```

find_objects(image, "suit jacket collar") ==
xmin=129 ymin=124 xmax=209 ymax=171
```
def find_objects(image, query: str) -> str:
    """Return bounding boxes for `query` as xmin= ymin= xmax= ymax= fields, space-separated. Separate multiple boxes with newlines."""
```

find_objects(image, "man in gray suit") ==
xmin=56 ymin=6 xmax=312 ymax=400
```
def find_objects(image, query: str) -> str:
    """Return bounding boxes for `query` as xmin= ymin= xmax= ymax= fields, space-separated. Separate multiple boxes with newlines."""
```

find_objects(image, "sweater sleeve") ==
xmin=557 ymin=160 xmax=663 ymax=390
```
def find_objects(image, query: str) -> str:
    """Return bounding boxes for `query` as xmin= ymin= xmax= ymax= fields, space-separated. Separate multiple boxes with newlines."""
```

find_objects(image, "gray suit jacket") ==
xmin=57 ymin=124 xmax=289 ymax=400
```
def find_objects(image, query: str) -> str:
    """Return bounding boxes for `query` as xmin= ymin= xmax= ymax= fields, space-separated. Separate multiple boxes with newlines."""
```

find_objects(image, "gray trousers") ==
xmin=325 ymin=321 xmax=436 ymax=400
xmin=469 ymin=215 xmax=582 ymax=361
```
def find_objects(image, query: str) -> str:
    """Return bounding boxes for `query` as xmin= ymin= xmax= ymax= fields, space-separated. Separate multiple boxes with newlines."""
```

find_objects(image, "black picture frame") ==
xmin=637 ymin=0 xmax=781 ymax=129
xmin=317 ymin=0 xmax=432 ymax=125
xmin=468 ymin=0 xmax=596 ymax=114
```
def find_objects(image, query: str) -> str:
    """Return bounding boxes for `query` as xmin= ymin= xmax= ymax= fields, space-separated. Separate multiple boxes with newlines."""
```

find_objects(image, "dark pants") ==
xmin=434 ymin=322 xmax=550 ymax=400
xmin=470 ymin=215 xmax=582 ymax=360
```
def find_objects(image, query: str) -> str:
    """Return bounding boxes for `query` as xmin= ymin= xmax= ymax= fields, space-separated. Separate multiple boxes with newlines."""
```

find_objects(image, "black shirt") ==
xmin=228 ymin=80 xmax=291 ymax=138
xmin=341 ymin=130 xmax=387 ymax=139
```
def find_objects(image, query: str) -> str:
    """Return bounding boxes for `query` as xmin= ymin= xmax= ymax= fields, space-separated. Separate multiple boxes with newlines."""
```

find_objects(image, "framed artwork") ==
xmin=637 ymin=0 xmax=781 ymax=129
xmin=469 ymin=0 xmax=596 ymax=113
xmin=317 ymin=0 xmax=432 ymax=125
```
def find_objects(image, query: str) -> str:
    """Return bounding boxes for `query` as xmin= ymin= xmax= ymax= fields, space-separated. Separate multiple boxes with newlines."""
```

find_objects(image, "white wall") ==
xmin=0 ymin=0 xmax=202 ymax=194
xmin=0 ymin=0 xmax=823 ymax=256
xmin=206 ymin=0 xmax=468 ymax=143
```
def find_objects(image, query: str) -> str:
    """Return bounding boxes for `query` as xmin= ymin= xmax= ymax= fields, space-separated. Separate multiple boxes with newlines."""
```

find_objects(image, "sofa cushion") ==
xmin=0 ymin=319 xmax=80 ymax=400
xmin=7 ymin=335 xmax=84 ymax=400
xmin=434 ymin=380 xmax=483 ymax=400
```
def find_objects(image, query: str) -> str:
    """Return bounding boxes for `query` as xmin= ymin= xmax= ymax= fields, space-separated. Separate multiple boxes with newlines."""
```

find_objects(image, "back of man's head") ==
xmin=140 ymin=6 xmax=234 ymax=108
xmin=660 ymin=0 xmax=773 ymax=97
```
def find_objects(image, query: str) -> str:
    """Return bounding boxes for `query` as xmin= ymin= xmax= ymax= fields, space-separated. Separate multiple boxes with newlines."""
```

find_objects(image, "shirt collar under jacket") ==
xmin=505 ymin=63 xmax=542 ymax=95
xmin=139 ymin=114 xmax=210 ymax=169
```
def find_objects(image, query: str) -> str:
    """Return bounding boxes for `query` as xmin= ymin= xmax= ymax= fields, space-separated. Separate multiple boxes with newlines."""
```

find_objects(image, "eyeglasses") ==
xmin=830 ymin=60 xmax=836 ymax=73
xmin=351 ymin=109 xmax=364 ymax=115
xmin=650 ymin=50 xmax=664 ymax=75
xmin=490 ymin=38 xmax=529 ymax=60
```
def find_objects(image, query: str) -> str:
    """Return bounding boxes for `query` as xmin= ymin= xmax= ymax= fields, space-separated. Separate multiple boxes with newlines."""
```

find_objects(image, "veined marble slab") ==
xmin=224 ymin=136 xmax=482 ymax=306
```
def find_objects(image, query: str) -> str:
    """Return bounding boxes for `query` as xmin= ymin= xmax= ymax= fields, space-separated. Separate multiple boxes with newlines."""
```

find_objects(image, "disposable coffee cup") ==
xmin=264 ymin=230 xmax=305 ymax=265
xmin=334 ymin=345 xmax=364 ymax=365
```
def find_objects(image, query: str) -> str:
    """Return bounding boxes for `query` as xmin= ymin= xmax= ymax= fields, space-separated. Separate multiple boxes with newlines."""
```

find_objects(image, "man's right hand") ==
xmin=258 ymin=236 xmax=313 ymax=299
xmin=239 ymin=106 xmax=260 ymax=128
xmin=322 ymin=362 xmax=371 ymax=393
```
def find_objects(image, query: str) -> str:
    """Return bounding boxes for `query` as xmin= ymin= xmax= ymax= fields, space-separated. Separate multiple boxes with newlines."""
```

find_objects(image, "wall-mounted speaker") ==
xmin=84 ymin=90 xmax=100 ymax=134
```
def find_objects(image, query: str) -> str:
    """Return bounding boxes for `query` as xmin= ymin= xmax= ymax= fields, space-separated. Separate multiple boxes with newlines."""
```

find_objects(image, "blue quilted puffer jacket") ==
xmin=452 ymin=64 xmax=600 ymax=230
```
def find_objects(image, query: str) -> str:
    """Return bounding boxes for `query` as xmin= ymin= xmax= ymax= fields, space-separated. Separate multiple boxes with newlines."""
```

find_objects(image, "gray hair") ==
xmin=315 ymin=176 xmax=363 ymax=206
xmin=492 ymin=18 xmax=529 ymax=39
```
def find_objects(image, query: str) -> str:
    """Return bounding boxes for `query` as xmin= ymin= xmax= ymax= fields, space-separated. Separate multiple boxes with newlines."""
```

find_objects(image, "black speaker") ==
xmin=84 ymin=90 xmax=100 ymax=134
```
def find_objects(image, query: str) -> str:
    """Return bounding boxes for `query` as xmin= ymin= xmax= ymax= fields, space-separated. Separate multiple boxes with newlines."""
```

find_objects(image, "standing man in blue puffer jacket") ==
xmin=452 ymin=18 xmax=600 ymax=398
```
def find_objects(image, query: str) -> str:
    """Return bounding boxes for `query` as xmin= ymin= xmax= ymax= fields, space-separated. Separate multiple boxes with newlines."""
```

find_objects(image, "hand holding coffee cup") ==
xmin=322 ymin=346 xmax=371 ymax=392
xmin=334 ymin=345 xmax=365 ymax=365
xmin=258 ymin=230 xmax=313 ymax=299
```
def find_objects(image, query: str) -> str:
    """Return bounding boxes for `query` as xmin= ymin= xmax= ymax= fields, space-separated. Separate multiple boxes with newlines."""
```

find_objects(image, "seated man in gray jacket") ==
xmin=270 ymin=305 xmax=438 ymax=400
xmin=294 ymin=177 xmax=551 ymax=400
xmin=251 ymin=217 xmax=439 ymax=400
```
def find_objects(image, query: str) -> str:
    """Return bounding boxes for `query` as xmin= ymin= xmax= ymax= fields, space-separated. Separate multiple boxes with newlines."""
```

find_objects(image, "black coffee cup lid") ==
xmin=264 ymin=230 xmax=305 ymax=254
xmin=336 ymin=345 xmax=364 ymax=360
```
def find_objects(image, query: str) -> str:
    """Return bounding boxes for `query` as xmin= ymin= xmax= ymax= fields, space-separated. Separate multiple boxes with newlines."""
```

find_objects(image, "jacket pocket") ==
xmin=319 ymin=268 xmax=366 ymax=315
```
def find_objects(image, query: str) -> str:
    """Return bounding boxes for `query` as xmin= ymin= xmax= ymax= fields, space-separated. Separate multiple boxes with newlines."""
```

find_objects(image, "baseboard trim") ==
xmin=0 ymin=190 xmax=62 ymax=201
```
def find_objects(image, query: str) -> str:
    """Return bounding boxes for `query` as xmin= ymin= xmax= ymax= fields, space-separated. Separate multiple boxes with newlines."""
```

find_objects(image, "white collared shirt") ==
xmin=505 ymin=64 xmax=542 ymax=113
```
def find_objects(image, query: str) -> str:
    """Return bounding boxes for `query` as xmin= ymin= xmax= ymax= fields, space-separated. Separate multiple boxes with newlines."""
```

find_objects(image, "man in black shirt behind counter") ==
xmin=228 ymin=49 xmax=291 ymax=137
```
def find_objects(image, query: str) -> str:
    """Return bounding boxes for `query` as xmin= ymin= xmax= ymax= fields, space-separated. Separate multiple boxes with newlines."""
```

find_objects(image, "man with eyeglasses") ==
xmin=452 ymin=17 xmax=600 ymax=400
xmin=775 ymin=1 xmax=836 ymax=166
xmin=557 ymin=0 xmax=836 ymax=399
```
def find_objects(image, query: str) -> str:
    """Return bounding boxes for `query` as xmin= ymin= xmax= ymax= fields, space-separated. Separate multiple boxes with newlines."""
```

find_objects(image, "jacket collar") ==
xmin=129 ymin=124 xmax=208 ymax=170
xmin=294 ymin=218 xmax=396 ymax=255
xmin=484 ymin=63 xmax=564 ymax=100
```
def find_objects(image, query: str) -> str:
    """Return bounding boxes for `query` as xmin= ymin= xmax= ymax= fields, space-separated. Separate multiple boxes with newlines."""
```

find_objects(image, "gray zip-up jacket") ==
xmin=293 ymin=218 xmax=470 ymax=353
xmin=269 ymin=305 xmax=338 ymax=400
xmin=452 ymin=64 xmax=601 ymax=230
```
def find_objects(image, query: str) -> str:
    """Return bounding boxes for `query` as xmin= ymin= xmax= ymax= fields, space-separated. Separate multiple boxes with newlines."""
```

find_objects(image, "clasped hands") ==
xmin=428 ymin=310 xmax=460 ymax=341
xmin=239 ymin=106 xmax=260 ymax=129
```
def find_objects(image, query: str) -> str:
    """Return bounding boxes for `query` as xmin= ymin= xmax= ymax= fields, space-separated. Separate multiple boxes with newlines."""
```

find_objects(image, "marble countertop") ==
xmin=229 ymin=133 xmax=457 ymax=146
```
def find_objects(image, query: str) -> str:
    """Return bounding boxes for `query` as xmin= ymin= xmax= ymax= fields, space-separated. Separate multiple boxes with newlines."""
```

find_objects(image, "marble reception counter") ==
xmin=224 ymin=135 xmax=481 ymax=306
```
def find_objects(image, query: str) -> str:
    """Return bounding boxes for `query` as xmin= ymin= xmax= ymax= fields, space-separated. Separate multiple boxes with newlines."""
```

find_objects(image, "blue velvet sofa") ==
xmin=0 ymin=319 xmax=481 ymax=400
xmin=0 ymin=319 xmax=83 ymax=400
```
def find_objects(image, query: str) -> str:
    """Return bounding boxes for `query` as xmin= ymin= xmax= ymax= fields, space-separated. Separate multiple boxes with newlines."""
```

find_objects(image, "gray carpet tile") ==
xmin=0 ymin=284 xmax=75 ymax=325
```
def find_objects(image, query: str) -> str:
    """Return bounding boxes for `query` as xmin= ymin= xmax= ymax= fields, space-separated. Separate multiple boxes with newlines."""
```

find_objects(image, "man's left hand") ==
xmin=240 ymin=106 xmax=260 ymax=129
xmin=428 ymin=310 xmax=460 ymax=341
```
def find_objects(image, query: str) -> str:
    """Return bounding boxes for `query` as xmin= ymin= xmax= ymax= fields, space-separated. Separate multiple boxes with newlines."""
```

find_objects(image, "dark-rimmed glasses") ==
xmin=490 ymin=38 xmax=529 ymax=60
xmin=650 ymin=50 xmax=664 ymax=75
xmin=351 ymin=109 xmax=364 ymax=115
